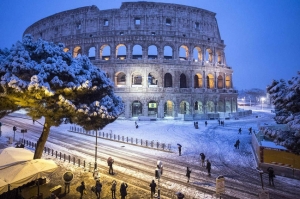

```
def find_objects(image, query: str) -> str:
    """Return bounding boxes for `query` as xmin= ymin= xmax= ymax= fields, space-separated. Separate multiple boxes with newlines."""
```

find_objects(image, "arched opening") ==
xmin=225 ymin=101 xmax=231 ymax=112
xmin=180 ymin=101 xmax=190 ymax=114
xmin=180 ymin=74 xmax=187 ymax=88
xmin=164 ymin=73 xmax=172 ymax=87
xmin=164 ymin=100 xmax=174 ymax=117
xmin=116 ymin=44 xmax=126 ymax=60
xmin=194 ymin=74 xmax=203 ymax=88
xmin=207 ymin=101 xmax=215 ymax=113
xmin=206 ymin=74 xmax=214 ymax=89
xmin=132 ymin=45 xmax=142 ymax=59
xmin=193 ymin=47 xmax=202 ymax=62
xmin=148 ymin=100 xmax=158 ymax=117
xmin=100 ymin=45 xmax=111 ymax=60
xmin=194 ymin=101 xmax=203 ymax=114
xmin=73 ymin=46 xmax=82 ymax=58
xmin=148 ymin=45 xmax=158 ymax=59
xmin=225 ymin=76 xmax=231 ymax=88
xmin=217 ymin=75 xmax=223 ymax=89
xmin=164 ymin=46 xmax=173 ymax=60
xmin=217 ymin=101 xmax=225 ymax=112
xmin=205 ymin=48 xmax=213 ymax=63
xmin=132 ymin=72 xmax=143 ymax=86
xmin=148 ymin=73 xmax=158 ymax=87
xmin=179 ymin=45 xmax=188 ymax=61
xmin=63 ymin=48 xmax=69 ymax=52
xmin=88 ymin=47 xmax=96 ymax=60
xmin=217 ymin=51 xmax=222 ymax=64
xmin=115 ymin=72 xmax=126 ymax=86
xmin=132 ymin=101 xmax=142 ymax=117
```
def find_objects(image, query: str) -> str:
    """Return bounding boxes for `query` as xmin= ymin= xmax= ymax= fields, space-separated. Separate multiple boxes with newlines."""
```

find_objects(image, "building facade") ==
xmin=24 ymin=2 xmax=238 ymax=120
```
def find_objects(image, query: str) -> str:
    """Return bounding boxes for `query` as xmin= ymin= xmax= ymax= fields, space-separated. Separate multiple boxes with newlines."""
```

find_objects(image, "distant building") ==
xmin=24 ymin=2 xmax=238 ymax=120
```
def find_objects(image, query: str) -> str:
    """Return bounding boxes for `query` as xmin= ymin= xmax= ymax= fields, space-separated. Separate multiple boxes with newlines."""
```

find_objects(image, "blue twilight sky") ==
xmin=0 ymin=0 xmax=299 ymax=90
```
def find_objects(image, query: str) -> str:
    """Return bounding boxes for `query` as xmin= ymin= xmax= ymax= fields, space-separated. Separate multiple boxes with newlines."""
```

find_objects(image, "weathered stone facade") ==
xmin=24 ymin=2 xmax=238 ymax=120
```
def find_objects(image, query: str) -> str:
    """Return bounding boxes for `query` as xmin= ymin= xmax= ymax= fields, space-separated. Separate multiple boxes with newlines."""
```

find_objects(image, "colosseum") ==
xmin=24 ymin=1 xmax=238 ymax=120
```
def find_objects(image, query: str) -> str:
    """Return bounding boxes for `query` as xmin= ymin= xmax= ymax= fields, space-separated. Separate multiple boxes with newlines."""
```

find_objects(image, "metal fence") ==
xmin=69 ymin=126 xmax=172 ymax=151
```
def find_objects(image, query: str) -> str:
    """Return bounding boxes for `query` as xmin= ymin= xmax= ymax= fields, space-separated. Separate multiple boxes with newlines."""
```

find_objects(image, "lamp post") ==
xmin=256 ymin=167 xmax=264 ymax=189
xmin=95 ymin=130 xmax=98 ymax=172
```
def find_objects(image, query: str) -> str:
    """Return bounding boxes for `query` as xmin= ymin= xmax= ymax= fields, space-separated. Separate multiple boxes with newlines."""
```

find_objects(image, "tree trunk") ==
xmin=34 ymin=118 xmax=51 ymax=159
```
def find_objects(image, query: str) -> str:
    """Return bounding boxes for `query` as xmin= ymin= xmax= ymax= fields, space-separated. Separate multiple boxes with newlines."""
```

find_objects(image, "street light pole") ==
xmin=95 ymin=130 xmax=98 ymax=171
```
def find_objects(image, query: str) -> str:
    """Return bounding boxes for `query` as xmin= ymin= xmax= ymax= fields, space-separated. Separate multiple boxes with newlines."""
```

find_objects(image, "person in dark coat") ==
xmin=120 ymin=182 xmax=128 ymax=199
xmin=200 ymin=153 xmax=206 ymax=167
xmin=111 ymin=180 xmax=117 ymax=199
xmin=186 ymin=167 xmax=192 ymax=182
xmin=178 ymin=144 xmax=182 ymax=156
xmin=79 ymin=181 xmax=86 ymax=199
xmin=268 ymin=167 xmax=275 ymax=186
xmin=149 ymin=179 xmax=157 ymax=198
xmin=249 ymin=127 xmax=252 ymax=135
xmin=235 ymin=139 xmax=240 ymax=149
xmin=108 ymin=157 xmax=114 ymax=175
xmin=238 ymin=128 xmax=242 ymax=134
xmin=177 ymin=192 xmax=185 ymax=199
xmin=205 ymin=121 xmax=208 ymax=127
xmin=206 ymin=160 xmax=211 ymax=176
xmin=95 ymin=180 xmax=102 ymax=199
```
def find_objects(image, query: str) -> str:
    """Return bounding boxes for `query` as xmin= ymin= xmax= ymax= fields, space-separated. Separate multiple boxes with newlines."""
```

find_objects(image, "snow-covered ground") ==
xmin=0 ymin=108 xmax=299 ymax=199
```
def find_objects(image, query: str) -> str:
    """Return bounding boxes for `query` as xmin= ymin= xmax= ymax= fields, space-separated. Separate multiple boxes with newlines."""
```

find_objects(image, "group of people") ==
xmin=218 ymin=119 xmax=225 ymax=126
xmin=78 ymin=180 xmax=127 ymax=199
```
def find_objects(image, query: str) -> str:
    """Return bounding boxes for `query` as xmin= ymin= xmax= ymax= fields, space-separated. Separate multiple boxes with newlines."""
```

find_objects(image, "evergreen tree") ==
xmin=0 ymin=35 xmax=124 ymax=159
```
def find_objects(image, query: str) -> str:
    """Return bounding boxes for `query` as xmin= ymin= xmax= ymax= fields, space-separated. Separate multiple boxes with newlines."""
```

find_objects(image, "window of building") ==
xmin=195 ymin=22 xmax=200 ymax=29
xmin=166 ymin=18 xmax=171 ymax=26
xmin=135 ymin=18 xmax=141 ymax=25
xmin=120 ymin=32 xmax=124 ymax=35
xmin=104 ymin=19 xmax=109 ymax=26
xmin=76 ymin=23 xmax=81 ymax=30
xmin=151 ymin=32 xmax=155 ymax=36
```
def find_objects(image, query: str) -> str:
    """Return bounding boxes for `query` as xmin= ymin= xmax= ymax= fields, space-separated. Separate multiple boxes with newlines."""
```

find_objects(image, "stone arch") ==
xmin=115 ymin=71 xmax=126 ymax=86
xmin=132 ymin=100 xmax=142 ymax=117
xmin=116 ymin=44 xmax=127 ymax=60
xmin=132 ymin=71 xmax=143 ymax=86
xmin=179 ymin=45 xmax=189 ymax=61
xmin=206 ymin=100 xmax=215 ymax=113
xmin=100 ymin=44 xmax=111 ymax=60
xmin=148 ymin=100 xmax=158 ymax=117
xmin=180 ymin=101 xmax=190 ymax=114
xmin=217 ymin=75 xmax=223 ymax=89
xmin=194 ymin=100 xmax=203 ymax=114
xmin=205 ymin=48 xmax=213 ymax=63
xmin=194 ymin=73 xmax=203 ymax=88
xmin=88 ymin=46 xmax=96 ymax=60
xmin=193 ymin=46 xmax=202 ymax=62
xmin=164 ymin=100 xmax=174 ymax=117
xmin=148 ymin=72 xmax=158 ymax=86
xmin=180 ymin=73 xmax=187 ymax=88
xmin=164 ymin=73 xmax=172 ymax=87
xmin=73 ymin=46 xmax=82 ymax=58
xmin=206 ymin=74 xmax=214 ymax=89
xmin=164 ymin=45 xmax=173 ymax=59
xmin=132 ymin=44 xmax=143 ymax=59
xmin=225 ymin=75 xmax=231 ymax=88
xmin=148 ymin=45 xmax=158 ymax=59
xmin=216 ymin=50 xmax=223 ymax=64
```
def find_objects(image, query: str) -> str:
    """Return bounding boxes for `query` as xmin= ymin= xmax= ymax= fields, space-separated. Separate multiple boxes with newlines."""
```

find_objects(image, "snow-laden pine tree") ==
xmin=0 ymin=35 xmax=124 ymax=159
xmin=266 ymin=72 xmax=300 ymax=153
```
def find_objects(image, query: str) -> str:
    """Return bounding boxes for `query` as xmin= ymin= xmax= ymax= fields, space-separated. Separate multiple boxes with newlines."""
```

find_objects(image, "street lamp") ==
xmin=261 ymin=97 xmax=265 ymax=110
xmin=256 ymin=167 xmax=264 ymax=189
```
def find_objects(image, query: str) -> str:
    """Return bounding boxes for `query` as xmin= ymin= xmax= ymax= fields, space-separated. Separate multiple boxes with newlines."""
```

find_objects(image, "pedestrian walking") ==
xmin=267 ymin=167 xmax=275 ymax=186
xmin=238 ymin=128 xmax=242 ymax=134
xmin=120 ymin=182 xmax=128 ymax=199
xmin=186 ymin=167 xmax=192 ymax=182
xmin=94 ymin=180 xmax=102 ymax=199
xmin=235 ymin=139 xmax=240 ymax=149
xmin=218 ymin=119 xmax=221 ymax=125
xmin=177 ymin=192 xmax=185 ymax=199
xmin=149 ymin=179 xmax=157 ymax=198
xmin=200 ymin=153 xmax=206 ymax=167
xmin=111 ymin=180 xmax=117 ymax=199
xmin=177 ymin=144 xmax=182 ymax=156
xmin=205 ymin=121 xmax=208 ymax=127
xmin=249 ymin=127 xmax=252 ymax=135
xmin=107 ymin=157 xmax=114 ymax=175
xmin=79 ymin=181 xmax=86 ymax=199
xmin=206 ymin=160 xmax=211 ymax=176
